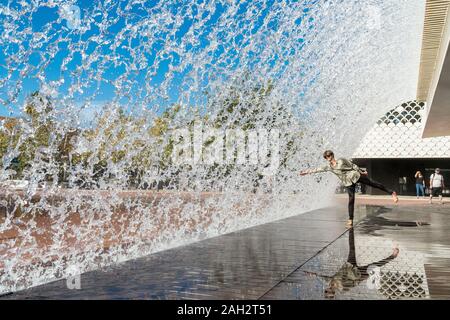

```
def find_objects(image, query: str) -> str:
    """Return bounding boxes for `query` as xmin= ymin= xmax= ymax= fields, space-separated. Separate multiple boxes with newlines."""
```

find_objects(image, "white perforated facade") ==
xmin=353 ymin=101 xmax=450 ymax=159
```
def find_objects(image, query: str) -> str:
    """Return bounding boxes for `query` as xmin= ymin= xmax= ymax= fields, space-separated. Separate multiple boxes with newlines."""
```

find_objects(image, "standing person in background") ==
xmin=415 ymin=171 xmax=425 ymax=199
xmin=430 ymin=168 xmax=445 ymax=205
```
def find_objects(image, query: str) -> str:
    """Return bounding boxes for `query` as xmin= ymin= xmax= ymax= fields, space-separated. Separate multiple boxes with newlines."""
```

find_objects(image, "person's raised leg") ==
xmin=358 ymin=175 xmax=398 ymax=203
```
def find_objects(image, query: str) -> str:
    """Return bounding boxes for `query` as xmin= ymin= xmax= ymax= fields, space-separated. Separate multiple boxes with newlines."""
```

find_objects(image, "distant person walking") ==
xmin=429 ymin=168 xmax=445 ymax=204
xmin=415 ymin=171 xmax=425 ymax=198
xmin=300 ymin=150 xmax=398 ymax=228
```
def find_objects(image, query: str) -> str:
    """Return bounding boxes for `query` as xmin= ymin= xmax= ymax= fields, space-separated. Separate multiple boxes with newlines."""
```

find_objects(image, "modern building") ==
xmin=353 ymin=101 xmax=450 ymax=196
xmin=420 ymin=0 xmax=450 ymax=138
xmin=353 ymin=0 xmax=450 ymax=196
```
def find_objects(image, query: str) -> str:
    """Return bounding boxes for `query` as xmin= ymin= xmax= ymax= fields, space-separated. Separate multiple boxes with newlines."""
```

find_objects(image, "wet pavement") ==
xmin=2 ymin=202 xmax=450 ymax=299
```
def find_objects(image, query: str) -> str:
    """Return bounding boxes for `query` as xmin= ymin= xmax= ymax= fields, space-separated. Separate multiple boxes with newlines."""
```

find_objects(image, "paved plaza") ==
xmin=3 ymin=197 xmax=450 ymax=300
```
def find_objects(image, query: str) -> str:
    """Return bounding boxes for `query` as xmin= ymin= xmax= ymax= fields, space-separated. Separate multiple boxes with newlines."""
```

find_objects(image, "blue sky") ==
xmin=0 ymin=0 xmax=318 ymax=120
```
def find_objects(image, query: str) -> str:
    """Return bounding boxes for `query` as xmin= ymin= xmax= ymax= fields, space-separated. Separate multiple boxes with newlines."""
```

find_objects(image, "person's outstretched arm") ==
xmin=299 ymin=165 xmax=328 ymax=176
xmin=303 ymin=270 xmax=333 ymax=281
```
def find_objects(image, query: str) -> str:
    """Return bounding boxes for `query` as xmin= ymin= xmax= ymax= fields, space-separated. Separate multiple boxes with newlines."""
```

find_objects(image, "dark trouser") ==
xmin=347 ymin=175 xmax=394 ymax=220
xmin=431 ymin=187 xmax=443 ymax=197
xmin=347 ymin=228 xmax=356 ymax=264
xmin=416 ymin=183 xmax=425 ymax=197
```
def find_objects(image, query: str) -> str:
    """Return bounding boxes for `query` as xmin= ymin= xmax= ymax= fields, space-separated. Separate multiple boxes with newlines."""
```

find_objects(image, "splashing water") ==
xmin=0 ymin=0 xmax=424 ymax=293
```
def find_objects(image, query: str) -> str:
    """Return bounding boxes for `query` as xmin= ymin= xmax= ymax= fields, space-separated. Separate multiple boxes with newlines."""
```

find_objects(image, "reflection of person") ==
xmin=415 ymin=171 xmax=425 ymax=198
xmin=429 ymin=168 xmax=445 ymax=204
xmin=300 ymin=150 xmax=398 ymax=227
xmin=305 ymin=228 xmax=399 ymax=299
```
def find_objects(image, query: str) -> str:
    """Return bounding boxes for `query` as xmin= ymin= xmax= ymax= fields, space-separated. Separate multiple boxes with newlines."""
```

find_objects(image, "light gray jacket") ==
xmin=312 ymin=158 xmax=362 ymax=187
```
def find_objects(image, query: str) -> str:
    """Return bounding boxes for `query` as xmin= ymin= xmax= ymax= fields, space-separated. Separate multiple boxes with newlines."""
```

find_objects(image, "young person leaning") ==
xmin=300 ymin=150 xmax=398 ymax=228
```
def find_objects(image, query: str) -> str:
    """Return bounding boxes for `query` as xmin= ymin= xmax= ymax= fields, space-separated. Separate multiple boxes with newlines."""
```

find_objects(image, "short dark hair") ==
xmin=323 ymin=150 xmax=334 ymax=159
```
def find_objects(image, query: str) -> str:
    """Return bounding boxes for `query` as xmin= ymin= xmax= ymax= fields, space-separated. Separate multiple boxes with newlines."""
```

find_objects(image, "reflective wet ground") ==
xmin=2 ymin=203 xmax=450 ymax=299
